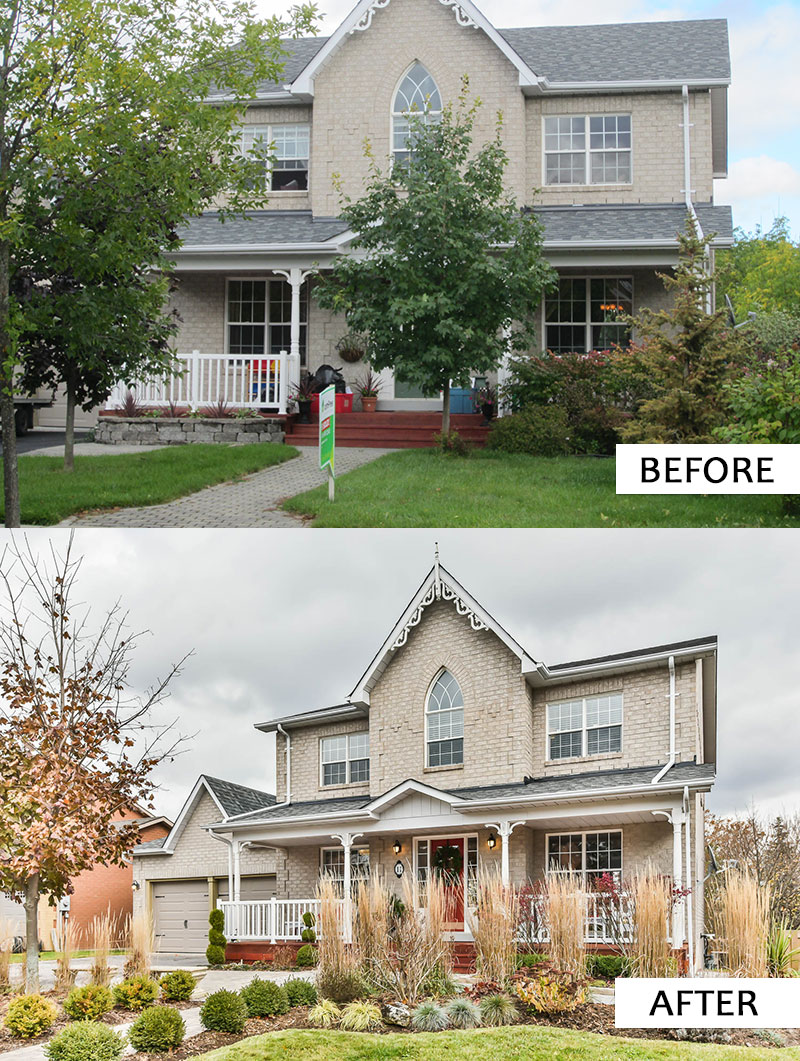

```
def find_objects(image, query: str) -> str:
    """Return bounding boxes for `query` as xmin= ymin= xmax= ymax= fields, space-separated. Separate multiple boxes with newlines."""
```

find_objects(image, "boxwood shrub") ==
xmin=112 ymin=974 xmax=159 ymax=1011
xmin=4 ymin=994 xmax=59 ymax=1038
xmin=45 ymin=1022 xmax=125 ymax=1061
xmin=63 ymin=984 xmax=114 ymax=1021
xmin=284 ymin=978 xmax=317 ymax=1007
xmin=159 ymin=969 xmax=197 ymax=1002
xmin=200 ymin=989 xmax=248 ymax=1033
xmin=240 ymin=978 xmax=289 ymax=1018
xmin=128 ymin=1005 xmax=186 ymax=1052
xmin=295 ymin=944 xmax=317 ymax=968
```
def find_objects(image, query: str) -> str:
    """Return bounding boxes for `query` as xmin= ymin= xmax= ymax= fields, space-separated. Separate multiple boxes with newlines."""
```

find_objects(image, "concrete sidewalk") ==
xmin=60 ymin=446 xmax=395 ymax=528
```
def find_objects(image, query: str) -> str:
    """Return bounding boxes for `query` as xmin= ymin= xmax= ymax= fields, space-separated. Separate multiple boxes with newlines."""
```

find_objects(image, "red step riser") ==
xmin=290 ymin=438 xmax=487 ymax=449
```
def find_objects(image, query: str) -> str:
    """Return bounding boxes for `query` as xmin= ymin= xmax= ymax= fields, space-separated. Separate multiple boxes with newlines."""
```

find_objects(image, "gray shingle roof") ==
xmin=534 ymin=203 xmax=733 ymax=245
xmin=218 ymin=761 xmax=714 ymax=827
xmin=450 ymin=761 xmax=716 ymax=801
xmin=133 ymin=837 xmax=166 ymax=853
xmin=203 ymin=775 xmax=276 ymax=817
xmin=178 ymin=211 xmax=349 ymax=248
xmin=500 ymin=19 xmax=730 ymax=84
xmin=550 ymin=636 xmax=716 ymax=672
xmin=207 ymin=37 xmax=328 ymax=100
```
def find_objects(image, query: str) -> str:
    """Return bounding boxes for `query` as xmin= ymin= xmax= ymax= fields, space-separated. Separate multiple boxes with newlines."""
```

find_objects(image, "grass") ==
xmin=10 ymin=443 xmax=298 ymax=524
xmin=9 ymin=949 xmax=125 ymax=962
xmin=194 ymin=1027 xmax=800 ymax=1060
xmin=283 ymin=451 xmax=800 ymax=528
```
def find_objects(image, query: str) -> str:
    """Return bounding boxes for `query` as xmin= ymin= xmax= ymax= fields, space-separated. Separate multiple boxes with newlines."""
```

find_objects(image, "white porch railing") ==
xmin=220 ymin=899 xmax=323 ymax=943
xmin=221 ymin=893 xmax=635 ymax=944
xmin=105 ymin=350 xmax=295 ymax=415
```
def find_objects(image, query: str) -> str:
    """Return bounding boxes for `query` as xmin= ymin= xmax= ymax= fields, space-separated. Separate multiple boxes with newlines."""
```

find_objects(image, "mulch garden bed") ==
xmin=128 ymin=1010 xmax=313 ymax=1060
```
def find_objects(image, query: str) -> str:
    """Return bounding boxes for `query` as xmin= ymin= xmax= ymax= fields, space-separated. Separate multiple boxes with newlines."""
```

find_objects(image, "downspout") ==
xmin=652 ymin=655 xmax=676 ymax=784
xmin=277 ymin=723 xmax=292 ymax=804
xmin=682 ymin=84 xmax=712 ymax=310
xmin=684 ymin=785 xmax=694 ymax=973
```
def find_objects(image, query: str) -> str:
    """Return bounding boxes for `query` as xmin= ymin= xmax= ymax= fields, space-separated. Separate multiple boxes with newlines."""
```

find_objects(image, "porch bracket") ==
xmin=484 ymin=820 xmax=526 ymax=885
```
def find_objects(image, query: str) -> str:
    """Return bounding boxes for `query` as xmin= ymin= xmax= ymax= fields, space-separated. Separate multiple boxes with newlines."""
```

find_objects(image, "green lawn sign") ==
xmin=319 ymin=384 xmax=335 ymax=500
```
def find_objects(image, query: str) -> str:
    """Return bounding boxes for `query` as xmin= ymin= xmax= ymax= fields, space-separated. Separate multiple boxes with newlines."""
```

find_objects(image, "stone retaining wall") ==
xmin=95 ymin=416 xmax=285 ymax=445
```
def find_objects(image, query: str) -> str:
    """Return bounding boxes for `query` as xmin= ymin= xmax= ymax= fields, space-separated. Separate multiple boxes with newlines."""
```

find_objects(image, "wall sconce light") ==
xmin=487 ymin=833 xmax=497 ymax=850
xmin=131 ymin=880 xmax=141 ymax=892
xmin=392 ymin=840 xmax=402 ymax=855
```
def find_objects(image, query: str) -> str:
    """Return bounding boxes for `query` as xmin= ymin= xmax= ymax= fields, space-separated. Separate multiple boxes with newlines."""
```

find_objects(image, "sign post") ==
xmin=319 ymin=384 xmax=336 ymax=501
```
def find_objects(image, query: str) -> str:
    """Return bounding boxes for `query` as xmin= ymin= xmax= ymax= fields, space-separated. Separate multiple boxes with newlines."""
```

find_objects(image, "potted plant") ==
xmin=335 ymin=332 xmax=368 ymax=364
xmin=355 ymin=368 xmax=383 ymax=413
xmin=291 ymin=374 xmax=316 ymax=423
xmin=474 ymin=382 xmax=497 ymax=424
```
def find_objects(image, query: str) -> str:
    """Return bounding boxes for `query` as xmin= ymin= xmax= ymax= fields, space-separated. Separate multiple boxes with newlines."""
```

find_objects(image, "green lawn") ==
xmin=11 ymin=443 xmax=298 ymax=524
xmin=284 ymin=451 xmax=800 ymax=528
xmin=9 ymin=949 xmax=125 ymax=962
xmin=197 ymin=1027 xmax=800 ymax=1060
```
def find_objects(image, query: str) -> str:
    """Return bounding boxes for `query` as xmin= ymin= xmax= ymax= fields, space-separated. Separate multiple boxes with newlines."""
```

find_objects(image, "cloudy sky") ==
xmin=257 ymin=0 xmax=800 ymax=237
xmin=7 ymin=529 xmax=798 ymax=825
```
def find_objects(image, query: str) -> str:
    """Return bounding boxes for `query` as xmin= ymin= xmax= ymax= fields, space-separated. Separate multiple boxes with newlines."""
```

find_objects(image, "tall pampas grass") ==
xmin=124 ymin=912 xmax=154 ymax=979
xmin=316 ymin=875 xmax=362 ymax=1002
xmin=631 ymin=871 xmax=672 ymax=977
xmin=55 ymin=917 xmax=79 ymax=990
xmin=719 ymin=870 xmax=769 ymax=977
xmin=90 ymin=913 xmax=116 ymax=986
xmin=0 ymin=918 xmax=14 ymax=990
xmin=545 ymin=872 xmax=587 ymax=976
xmin=469 ymin=869 xmax=519 ymax=983
xmin=354 ymin=877 xmax=390 ymax=972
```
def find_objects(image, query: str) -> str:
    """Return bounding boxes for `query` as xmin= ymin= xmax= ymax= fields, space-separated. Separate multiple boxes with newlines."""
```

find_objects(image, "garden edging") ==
xmin=95 ymin=417 xmax=285 ymax=446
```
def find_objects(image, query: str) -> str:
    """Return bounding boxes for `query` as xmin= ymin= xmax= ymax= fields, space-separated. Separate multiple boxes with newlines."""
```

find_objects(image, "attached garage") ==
xmin=152 ymin=874 xmax=277 ymax=955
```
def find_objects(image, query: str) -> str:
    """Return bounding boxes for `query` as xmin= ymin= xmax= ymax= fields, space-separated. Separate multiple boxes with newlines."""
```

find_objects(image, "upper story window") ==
xmin=392 ymin=62 xmax=442 ymax=165
xmin=544 ymin=277 xmax=633 ymax=354
xmin=544 ymin=114 xmax=631 ymax=186
xmin=240 ymin=123 xmax=310 ymax=191
xmin=547 ymin=693 xmax=622 ymax=760
xmin=321 ymin=732 xmax=370 ymax=786
xmin=426 ymin=669 xmax=463 ymax=767
xmin=226 ymin=279 xmax=307 ymax=366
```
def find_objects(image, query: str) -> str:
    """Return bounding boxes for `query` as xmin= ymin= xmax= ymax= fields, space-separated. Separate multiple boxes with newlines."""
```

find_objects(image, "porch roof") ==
xmin=176 ymin=210 xmax=349 ymax=250
xmin=208 ymin=760 xmax=715 ymax=830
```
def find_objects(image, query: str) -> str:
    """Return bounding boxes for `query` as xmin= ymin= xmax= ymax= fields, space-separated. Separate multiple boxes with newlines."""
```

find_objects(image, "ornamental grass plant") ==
xmin=316 ymin=876 xmax=363 ymax=1003
xmin=89 ymin=914 xmax=115 ymax=987
xmin=0 ymin=918 xmax=13 ymax=990
xmin=718 ymin=870 xmax=770 ymax=977
xmin=544 ymin=873 xmax=587 ymax=977
xmin=630 ymin=870 xmax=672 ymax=978
xmin=468 ymin=869 xmax=519 ymax=983
xmin=55 ymin=918 xmax=79 ymax=991
xmin=124 ymin=912 xmax=154 ymax=979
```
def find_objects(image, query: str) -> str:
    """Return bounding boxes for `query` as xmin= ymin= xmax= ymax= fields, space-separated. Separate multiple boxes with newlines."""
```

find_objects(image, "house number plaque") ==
xmin=394 ymin=860 xmax=404 ymax=877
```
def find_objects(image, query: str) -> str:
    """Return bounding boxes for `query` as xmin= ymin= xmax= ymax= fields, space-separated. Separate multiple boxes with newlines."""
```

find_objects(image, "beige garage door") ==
xmin=216 ymin=875 xmax=277 ymax=902
xmin=152 ymin=879 xmax=211 ymax=955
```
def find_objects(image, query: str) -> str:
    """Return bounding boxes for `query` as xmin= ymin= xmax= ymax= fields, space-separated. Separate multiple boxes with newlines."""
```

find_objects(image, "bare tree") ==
xmin=0 ymin=534 xmax=190 ymax=990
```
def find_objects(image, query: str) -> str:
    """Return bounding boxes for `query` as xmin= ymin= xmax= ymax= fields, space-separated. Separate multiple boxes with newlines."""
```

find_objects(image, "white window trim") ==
xmin=542 ymin=275 xmax=634 ymax=355
xmin=425 ymin=669 xmax=465 ymax=769
xmin=544 ymin=828 xmax=624 ymax=881
xmin=546 ymin=692 xmax=623 ymax=762
xmin=390 ymin=63 xmax=443 ymax=164
xmin=224 ymin=277 xmax=308 ymax=365
xmin=319 ymin=845 xmax=371 ymax=889
xmin=412 ymin=832 xmax=479 ymax=916
xmin=319 ymin=731 xmax=370 ymax=788
xmin=240 ymin=122 xmax=310 ymax=193
xmin=541 ymin=114 xmax=633 ymax=188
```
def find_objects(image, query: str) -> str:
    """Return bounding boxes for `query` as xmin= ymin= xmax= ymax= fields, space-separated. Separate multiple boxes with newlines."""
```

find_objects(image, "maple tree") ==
xmin=0 ymin=536 xmax=190 ymax=990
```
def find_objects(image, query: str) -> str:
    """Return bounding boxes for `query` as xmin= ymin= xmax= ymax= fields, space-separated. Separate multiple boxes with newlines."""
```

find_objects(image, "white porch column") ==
xmin=227 ymin=844 xmax=234 ymax=903
xmin=670 ymin=807 xmax=685 ymax=947
xmin=485 ymin=821 xmax=526 ymax=885
xmin=331 ymin=831 xmax=363 ymax=945
xmin=274 ymin=268 xmax=313 ymax=395
xmin=233 ymin=840 xmax=242 ymax=902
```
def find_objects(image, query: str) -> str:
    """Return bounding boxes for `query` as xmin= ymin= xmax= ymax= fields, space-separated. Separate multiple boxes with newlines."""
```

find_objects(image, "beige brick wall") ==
xmin=530 ymin=819 xmax=673 ymax=882
xmin=133 ymin=791 xmax=277 ymax=915
xmin=528 ymin=90 xmax=713 ymax=206
xmin=531 ymin=659 xmax=698 ymax=778
xmin=276 ymin=717 xmax=371 ymax=803
xmin=308 ymin=0 xmax=527 ymax=217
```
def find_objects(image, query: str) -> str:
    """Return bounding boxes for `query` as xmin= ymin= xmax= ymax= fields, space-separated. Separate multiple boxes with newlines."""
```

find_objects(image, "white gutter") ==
xmin=277 ymin=723 xmax=292 ymax=804
xmin=684 ymin=785 xmax=694 ymax=972
xmin=541 ymin=77 xmax=730 ymax=93
xmin=652 ymin=656 xmax=677 ymax=784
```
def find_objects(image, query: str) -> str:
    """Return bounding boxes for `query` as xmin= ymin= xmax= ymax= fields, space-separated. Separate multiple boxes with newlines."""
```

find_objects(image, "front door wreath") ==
xmin=432 ymin=843 xmax=463 ymax=878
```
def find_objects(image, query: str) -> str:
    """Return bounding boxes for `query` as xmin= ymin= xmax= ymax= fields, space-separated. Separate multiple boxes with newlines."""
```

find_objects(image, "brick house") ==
xmin=100 ymin=0 xmax=733 ymax=444
xmin=136 ymin=560 xmax=717 ymax=969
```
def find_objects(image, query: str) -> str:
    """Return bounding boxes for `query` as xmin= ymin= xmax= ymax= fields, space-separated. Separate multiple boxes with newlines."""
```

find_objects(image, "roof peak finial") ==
xmin=434 ymin=541 xmax=441 ymax=598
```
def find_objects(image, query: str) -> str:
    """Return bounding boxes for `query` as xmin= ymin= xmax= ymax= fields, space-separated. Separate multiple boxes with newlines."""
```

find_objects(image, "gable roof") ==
xmin=204 ymin=13 xmax=729 ymax=104
xmin=133 ymin=774 xmax=275 ymax=856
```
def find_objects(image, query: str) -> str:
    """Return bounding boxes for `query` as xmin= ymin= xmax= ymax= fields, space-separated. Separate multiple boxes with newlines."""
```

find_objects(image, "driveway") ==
xmin=60 ymin=446 xmax=396 ymax=528
xmin=3 ymin=429 xmax=91 ymax=455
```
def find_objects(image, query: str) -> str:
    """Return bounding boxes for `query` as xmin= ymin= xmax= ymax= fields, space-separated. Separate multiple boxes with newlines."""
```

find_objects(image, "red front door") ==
xmin=430 ymin=837 xmax=465 ymax=929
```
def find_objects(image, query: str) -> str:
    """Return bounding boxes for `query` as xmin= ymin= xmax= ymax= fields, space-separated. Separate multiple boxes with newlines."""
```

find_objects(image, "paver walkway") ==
xmin=59 ymin=447 xmax=395 ymax=528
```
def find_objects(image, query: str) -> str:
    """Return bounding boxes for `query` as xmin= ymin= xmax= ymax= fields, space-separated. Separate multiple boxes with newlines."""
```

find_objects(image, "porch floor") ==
xmin=285 ymin=411 xmax=491 ymax=448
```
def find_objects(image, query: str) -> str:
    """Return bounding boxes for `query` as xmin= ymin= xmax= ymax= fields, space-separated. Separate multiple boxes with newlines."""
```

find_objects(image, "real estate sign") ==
xmin=319 ymin=385 xmax=335 ymax=496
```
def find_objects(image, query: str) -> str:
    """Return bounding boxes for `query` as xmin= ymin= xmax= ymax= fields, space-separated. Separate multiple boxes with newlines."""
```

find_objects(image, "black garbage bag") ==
xmin=309 ymin=364 xmax=347 ymax=393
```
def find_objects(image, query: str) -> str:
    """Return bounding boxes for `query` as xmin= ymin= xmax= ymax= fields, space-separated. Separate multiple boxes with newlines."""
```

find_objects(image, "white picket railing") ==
xmin=220 ymin=899 xmax=324 ymax=943
xmin=221 ymin=893 xmax=635 ymax=944
xmin=105 ymin=350 xmax=293 ymax=415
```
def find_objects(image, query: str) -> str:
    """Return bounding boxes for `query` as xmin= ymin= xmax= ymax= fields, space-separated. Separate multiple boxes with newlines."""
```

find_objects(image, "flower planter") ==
xmin=361 ymin=396 xmax=378 ymax=413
